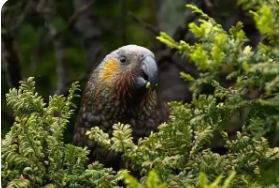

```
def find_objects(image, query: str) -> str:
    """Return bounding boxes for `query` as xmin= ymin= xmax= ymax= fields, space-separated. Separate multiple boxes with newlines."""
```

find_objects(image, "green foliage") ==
xmin=93 ymin=2 xmax=279 ymax=187
xmin=123 ymin=170 xmax=235 ymax=188
xmin=2 ymin=1 xmax=279 ymax=188
xmin=122 ymin=170 xmax=235 ymax=188
xmin=1 ymin=78 xmax=121 ymax=188
xmin=156 ymin=4 xmax=279 ymax=186
xmin=237 ymin=0 xmax=279 ymax=46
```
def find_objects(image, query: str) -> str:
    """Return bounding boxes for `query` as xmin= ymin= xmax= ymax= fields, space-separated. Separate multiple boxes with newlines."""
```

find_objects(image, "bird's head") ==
xmin=97 ymin=45 xmax=158 ymax=100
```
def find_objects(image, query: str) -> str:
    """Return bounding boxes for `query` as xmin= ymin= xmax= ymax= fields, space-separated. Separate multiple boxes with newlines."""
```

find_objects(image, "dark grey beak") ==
xmin=135 ymin=55 xmax=158 ymax=91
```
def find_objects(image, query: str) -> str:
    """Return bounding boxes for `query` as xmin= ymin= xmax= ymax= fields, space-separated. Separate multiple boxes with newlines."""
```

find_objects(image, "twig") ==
xmin=63 ymin=48 xmax=102 ymax=95
xmin=1 ymin=106 xmax=14 ymax=124
xmin=1 ymin=45 xmax=13 ymax=89
xmin=203 ymin=0 xmax=214 ymax=11
xmin=127 ymin=11 xmax=159 ymax=35
xmin=77 ymin=48 xmax=101 ymax=82
xmin=127 ymin=3 xmax=199 ymax=76
xmin=37 ymin=0 xmax=67 ymax=95
xmin=72 ymin=0 xmax=103 ymax=72
xmin=154 ymin=0 xmax=203 ymax=80
xmin=11 ymin=0 xmax=34 ymax=31
xmin=55 ymin=0 xmax=104 ymax=95
xmin=53 ymin=39 xmax=67 ymax=95
xmin=23 ymin=120 xmax=49 ymax=169
xmin=172 ymin=3 xmax=200 ymax=41
xmin=67 ymin=0 xmax=97 ymax=29
xmin=32 ymin=30 xmax=51 ymax=64
xmin=120 ymin=0 xmax=127 ymax=45
xmin=1 ymin=31 xmax=22 ymax=88
xmin=1 ymin=3 xmax=24 ymax=89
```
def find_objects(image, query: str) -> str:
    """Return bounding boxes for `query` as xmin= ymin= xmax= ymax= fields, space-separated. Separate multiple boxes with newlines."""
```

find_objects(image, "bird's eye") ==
xmin=120 ymin=56 xmax=126 ymax=63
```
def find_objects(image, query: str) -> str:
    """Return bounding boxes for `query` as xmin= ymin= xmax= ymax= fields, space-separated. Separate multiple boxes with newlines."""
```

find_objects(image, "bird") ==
xmin=73 ymin=45 xmax=169 ymax=168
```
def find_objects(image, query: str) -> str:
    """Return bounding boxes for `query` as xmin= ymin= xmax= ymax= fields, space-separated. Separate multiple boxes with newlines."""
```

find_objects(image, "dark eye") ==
xmin=120 ymin=56 xmax=126 ymax=63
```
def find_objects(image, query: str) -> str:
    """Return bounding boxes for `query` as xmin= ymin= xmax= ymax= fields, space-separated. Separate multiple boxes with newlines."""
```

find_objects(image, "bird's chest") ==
xmin=88 ymin=100 xmax=158 ymax=137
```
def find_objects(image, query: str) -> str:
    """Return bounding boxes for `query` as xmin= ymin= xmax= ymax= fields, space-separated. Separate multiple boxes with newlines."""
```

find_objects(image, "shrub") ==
xmin=2 ymin=2 xmax=279 ymax=188
xmin=88 ymin=2 xmax=279 ymax=187
xmin=1 ymin=78 xmax=122 ymax=188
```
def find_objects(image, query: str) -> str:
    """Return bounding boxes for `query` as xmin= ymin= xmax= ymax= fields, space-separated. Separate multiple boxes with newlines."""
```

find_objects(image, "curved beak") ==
xmin=138 ymin=55 xmax=158 ymax=91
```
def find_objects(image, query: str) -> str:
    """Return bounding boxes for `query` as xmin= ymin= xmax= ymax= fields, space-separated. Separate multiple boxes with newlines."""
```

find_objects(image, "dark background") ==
xmin=2 ymin=0 xmax=260 ymax=142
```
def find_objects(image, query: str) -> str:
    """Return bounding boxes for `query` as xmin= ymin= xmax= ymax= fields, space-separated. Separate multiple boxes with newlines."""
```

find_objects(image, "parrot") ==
xmin=73 ymin=45 xmax=170 ymax=168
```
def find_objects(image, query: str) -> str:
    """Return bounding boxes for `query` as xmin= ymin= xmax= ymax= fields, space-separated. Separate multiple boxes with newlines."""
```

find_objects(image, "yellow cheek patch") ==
xmin=101 ymin=59 xmax=119 ymax=81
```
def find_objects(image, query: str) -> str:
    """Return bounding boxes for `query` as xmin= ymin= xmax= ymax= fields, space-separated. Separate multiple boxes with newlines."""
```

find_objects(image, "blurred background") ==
xmin=1 ymin=0 xmax=261 ymax=142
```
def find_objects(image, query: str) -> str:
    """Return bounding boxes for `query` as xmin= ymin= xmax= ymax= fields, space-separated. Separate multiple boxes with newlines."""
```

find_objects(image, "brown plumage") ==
xmin=73 ymin=45 xmax=169 ymax=168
